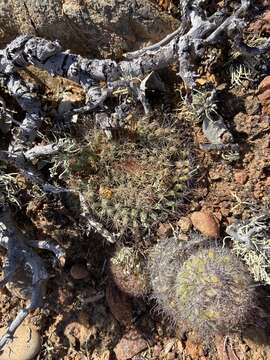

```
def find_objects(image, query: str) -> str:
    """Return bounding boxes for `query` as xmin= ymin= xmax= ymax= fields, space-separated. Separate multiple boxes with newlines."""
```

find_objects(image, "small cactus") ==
xmin=109 ymin=246 xmax=149 ymax=297
xmin=63 ymin=116 xmax=193 ymax=236
xmin=149 ymin=238 xmax=257 ymax=338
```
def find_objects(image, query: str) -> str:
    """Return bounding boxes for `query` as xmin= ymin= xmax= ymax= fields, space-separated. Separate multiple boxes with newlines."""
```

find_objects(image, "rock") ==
xmin=64 ymin=321 xmax=90 ymax=347
xmin=257 ymin=76 xmax=270 ymax=115
xmin=245 ymin=95 xmax=260 ymax=115
xmin=177 ymin=217 xmax=192 ymax=233
xmin=0 ymin=326 xmax=41 ymax=360
xmin=114 ymin=328 xmax=147 ymax=360
xmin=157 ymin=223 xmax=173 ymax=238
xmin=70 ymin=264 xmax=89 ymax=280
xmin=234 ymin=170 xmax=248 ymax=185
xmin=109 ymin=262 xmax=149 ymax=298
xmin=106 ymin=283 xmax=133 ymax=326
xmin=190 ymin=210 xmax=220 ymax=238
xmin=0 ymin=1 xmax=179 ymax=58
xmin=185 ymin=338 xmax=205 ymax=359
xmin=152 ymin=344 xmax=162 ymax=357
xmin=248 ymin=10 xmax=270 ymax=35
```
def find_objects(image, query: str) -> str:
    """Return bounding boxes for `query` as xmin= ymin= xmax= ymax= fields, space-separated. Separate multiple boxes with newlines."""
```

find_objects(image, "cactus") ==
xmin=109 ymin=246 xmax=149 ymax=297
xmin=149 ymin=238 xmax=257 ymax=338
xmin=64 ymin=115 xmax=193 ymax=236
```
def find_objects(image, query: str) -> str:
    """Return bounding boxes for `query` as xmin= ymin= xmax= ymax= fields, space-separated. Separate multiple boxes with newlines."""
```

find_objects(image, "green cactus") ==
xmin=63 ymin=116 xmax=193 ymax=236
xmin=149 ymin=238 xmax=257 ymax=338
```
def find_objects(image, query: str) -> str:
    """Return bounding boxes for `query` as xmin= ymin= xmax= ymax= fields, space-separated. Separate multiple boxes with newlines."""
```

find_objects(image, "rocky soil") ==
xmin=0 ymin=1 xmax=269 ymax=360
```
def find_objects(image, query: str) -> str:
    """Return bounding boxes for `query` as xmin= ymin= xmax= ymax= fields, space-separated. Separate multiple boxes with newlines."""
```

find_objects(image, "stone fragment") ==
xmin=257 ymin=76 xmax=270 ymax=115
xmin=248 ymin=10 xmax=270 ymax=34
xmin=157 ymin=223 xmax=173 ymax=238
xmin=114 ymin=328 xmax=147 ymax=360
xmin=70 ymin=264 xmax=89 ymax=280
xmin=0 ymin=326 xmax=41 ymax=360
xmin=177 ymin=217 xmax=192 ymax=233
xmin=106 ymin=283 xmax=133 ymax=326
xmin=234 ymin=170 xmax=248 ymax=185
xmin=190 ymin=210 xmax=220 ymax=238
xmin=185 ymin=338 xmax=205 ymax=360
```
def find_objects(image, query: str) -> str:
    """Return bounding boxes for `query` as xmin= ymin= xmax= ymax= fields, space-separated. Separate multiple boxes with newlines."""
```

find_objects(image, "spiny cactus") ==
xmin=226 ymin=213 xmax=270 ymax=285
xmin=63 ymin=115 xmax=193 ymax=236
xmin=109 ymin=246 xmax=149 ymax=297
xmin=149 ymin=238 xmax=258 ymax=338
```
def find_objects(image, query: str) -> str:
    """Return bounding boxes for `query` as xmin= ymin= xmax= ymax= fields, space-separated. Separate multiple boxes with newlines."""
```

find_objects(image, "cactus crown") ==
xmin=64 ymin=116 xmax=193 ymax=236
xmin=149 ymin=238 xmax=257 ymax=338
xmin=175 ymin=248 xmax=256 ymax=336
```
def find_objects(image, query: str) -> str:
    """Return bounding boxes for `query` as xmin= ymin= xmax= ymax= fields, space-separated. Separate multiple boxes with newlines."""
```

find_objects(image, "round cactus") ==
xmin=64 ymin=115 xmax=193 ymax=236
xmin=109 ymin=246 xmax=150 ymax=297
xmin=149 ymin=239 xmax=258 ymax=337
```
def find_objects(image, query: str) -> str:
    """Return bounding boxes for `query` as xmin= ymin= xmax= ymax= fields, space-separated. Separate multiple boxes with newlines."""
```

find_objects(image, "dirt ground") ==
xmin=0 ymin=2 xmax=270 ymax=360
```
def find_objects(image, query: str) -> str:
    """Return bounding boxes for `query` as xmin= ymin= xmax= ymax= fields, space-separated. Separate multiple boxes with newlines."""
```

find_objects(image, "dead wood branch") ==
xmin=0 ymin=207 xmax=48 ymax=350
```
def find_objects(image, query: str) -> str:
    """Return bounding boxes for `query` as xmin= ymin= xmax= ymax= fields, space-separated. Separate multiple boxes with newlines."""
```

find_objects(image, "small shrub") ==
xmin=227 ymin=213 xmax=270 ymax=284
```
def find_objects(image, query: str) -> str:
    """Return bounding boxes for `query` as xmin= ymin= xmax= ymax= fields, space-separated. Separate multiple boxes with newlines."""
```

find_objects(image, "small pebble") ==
xmin=190 ymin=210 xmax=220 ymax=238
xmin=114 ymin=328 xmax=147 ymax=360
xmin=166 ymin=352 xmax=176 ymax=360
xmin=70 ymin=264 xmax=89 ymax=280
xmin=0 ymin=325 xmax=41 ymax=360
xmin=177 ymin=216 xmax=192 ymax=233
xmin=234 ymin=170 xmax=248 ymax=185
xmin=157 ymin=223 xmax=173 ymax=238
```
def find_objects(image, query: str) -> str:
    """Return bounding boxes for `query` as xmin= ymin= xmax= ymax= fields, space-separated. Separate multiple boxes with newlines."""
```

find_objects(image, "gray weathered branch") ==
xmin=0 ymin=207 xmax=48 ymax=349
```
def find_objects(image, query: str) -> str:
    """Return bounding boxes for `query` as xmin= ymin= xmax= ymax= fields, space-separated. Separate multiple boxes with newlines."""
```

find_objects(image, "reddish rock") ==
xmin=106 ymin=283 xmax=133 ymax=326
xmin=234 ymin=170 xmax=248 ymax=185
xmin=190 ymin=210 xmax=220 ymax=238
xmin=257 ymin=76 xmax=270 ymax=115
xmin=249 ymin=10 xmax=270 ymax=34
xmin=157 ymin=223 xmax=173 ymax=238
xmin=185 ymin=338 xmax=205 ymax=359
xmin=177 ymin=216 xmax=192 ymax=233
xmin=70 ymin=264 xmax=89 ymax=280
xmin=152 ymin=344 xmax=162 ymax=357
xmin=114 ymin=328 xmax=147 ymax=360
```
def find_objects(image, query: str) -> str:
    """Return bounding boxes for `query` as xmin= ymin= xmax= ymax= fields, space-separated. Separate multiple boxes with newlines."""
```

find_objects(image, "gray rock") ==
xmin=0 ymin=0 xmax=179 ymax=57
